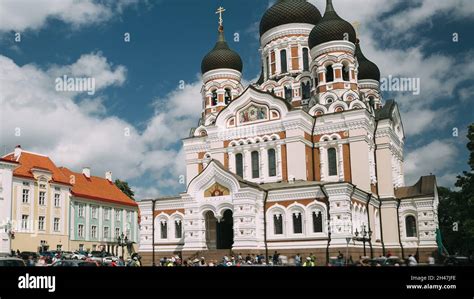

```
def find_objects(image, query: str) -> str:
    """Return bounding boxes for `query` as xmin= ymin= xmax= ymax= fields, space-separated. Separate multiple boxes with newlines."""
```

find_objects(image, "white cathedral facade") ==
xmin=138 ymin=0 xmax=439 ymax=265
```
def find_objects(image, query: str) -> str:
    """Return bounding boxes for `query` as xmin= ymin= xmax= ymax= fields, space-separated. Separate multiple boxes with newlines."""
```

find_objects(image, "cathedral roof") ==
xmin=308 ymin=0 xmax=356 ymax=49
xmin=259 ymin=0 xmax=322 ymax=37
xmin=355 ymin=40 xmax=380 ymax=81
xmin=395 ymin=175 xmax=437 ymax=199
xmin=201 ymin=27 xmax=243 ymax=74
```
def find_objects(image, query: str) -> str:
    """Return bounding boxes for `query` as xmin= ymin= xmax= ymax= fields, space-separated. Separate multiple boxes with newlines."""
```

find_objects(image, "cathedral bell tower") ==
xmin=200 ymin=7 xmax=244 ymax=126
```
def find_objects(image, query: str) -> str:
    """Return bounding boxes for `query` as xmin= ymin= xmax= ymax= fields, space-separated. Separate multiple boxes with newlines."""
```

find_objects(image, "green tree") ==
xmin=438 ymin=124 xmax=474 ymax=256
xmin=114 ymin=179 xmax=135 ymax=200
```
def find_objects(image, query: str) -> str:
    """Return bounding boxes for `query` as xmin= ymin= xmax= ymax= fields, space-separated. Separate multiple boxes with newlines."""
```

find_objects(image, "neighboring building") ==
xmin=0 ymin=146 xmax=139 ymax=256
xmin=59 ymin=167 xmax=139 ymax=256
xmin=0 ymin=158 xmax=19 ymax=256
xmin=138 ymin=1 xmax=439 ymax=265
xmin=2 ymin=146 xmax=71 ymax=252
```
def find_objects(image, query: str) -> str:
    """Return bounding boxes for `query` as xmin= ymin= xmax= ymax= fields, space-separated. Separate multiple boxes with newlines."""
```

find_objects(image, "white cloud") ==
xmin=404 ymin=140 xmax=458 ymax=186
xmin=0 ymin=0 xmax=141 ymax=32
xmin=0 ymin=53 xmax=201 ymax=197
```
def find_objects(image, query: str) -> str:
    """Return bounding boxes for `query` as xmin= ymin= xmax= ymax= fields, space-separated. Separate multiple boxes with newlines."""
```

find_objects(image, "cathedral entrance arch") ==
xmin=204 ymin=209 xmax=234 ymax=250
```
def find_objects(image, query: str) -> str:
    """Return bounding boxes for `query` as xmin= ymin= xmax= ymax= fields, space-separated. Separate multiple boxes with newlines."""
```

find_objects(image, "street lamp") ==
xmin=117 ymin=233 xmax=128 ymax=258
xmin=345 ymin=237 xmax=352 ymax=266
xmin=354 ymin=225 xmax=372 ymax=257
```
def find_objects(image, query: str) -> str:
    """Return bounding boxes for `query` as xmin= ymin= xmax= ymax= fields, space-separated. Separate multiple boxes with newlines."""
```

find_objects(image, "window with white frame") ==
xmin=175 ymin=220 xmax=182 ymax=238
xmin=91 ymin=225 xmax=97 ymax=239
xmin=273 ymin=214 xmax=283 ymax=235
xmin=104 ymin=208 xmax=110 ymax=220
xmin=268 ymin=148 xmax=276 ymax=177
xmin=327 ymin=147 xmax=338 ymax=176
xmin=22 ymin=189 xmax=29 ymax=203
xmin=115 ymin=228 xmax=120 ymax=239
xmin=160 ymin=221 xmax=167 ymax=239
xmin=312 ymin=210 xmax=324 ymax=233
xmin=53 ymin=218 xmax=60 ymax=232
xmin=38 ymin=216 xmax=45 ymax=231
xmin=21 ymin=215 xmax=28 ymax=230
xmin=251 ymin=151 xmax=260 ymax=179
xmin=103 ymin=226 xmax=109 ymax=239
xmin=78 ymin=224 xmax=84 ymax=238
xmin=39 ymin=191 xmax=46 ymax=205
xmin=54 ymin=193 xmax=60 ymax=207
xmin=235 ymin=153 xmax=243 ymax=178
xmin=292 ymin=212 xmax=303 ymax=234
xmin=78 ymin=204 xmax=85 ymax=218
xmin=405 ymin=215 xmax=417 ymax=238
xmin=115 ymin=209 xmax=121 ymax=222
xmin=91 ymin=206 xmax=98 ymax=219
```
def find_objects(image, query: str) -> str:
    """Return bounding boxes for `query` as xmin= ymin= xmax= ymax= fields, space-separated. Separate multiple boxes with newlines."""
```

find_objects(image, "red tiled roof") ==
xmin=2 ymin=152 xmax=71 ymax=185
xmin=59 ymin=167 xmax=138 ymax=208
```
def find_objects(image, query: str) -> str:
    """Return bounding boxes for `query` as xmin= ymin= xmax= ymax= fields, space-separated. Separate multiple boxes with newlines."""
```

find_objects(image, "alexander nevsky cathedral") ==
xmin=138 ymin=0 xmax=440 ymax=265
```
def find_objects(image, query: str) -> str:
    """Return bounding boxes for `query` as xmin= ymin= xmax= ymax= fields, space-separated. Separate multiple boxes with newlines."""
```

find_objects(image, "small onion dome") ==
xmin=355 ymin=39 xmax=380 ymax=81
xmin=201 ymin=26 xmax=243 ymax=74
xmin=259 ymin=0 xmax=322 ymax=37
xmin=308 ymin=0 xmax=356 ymax=49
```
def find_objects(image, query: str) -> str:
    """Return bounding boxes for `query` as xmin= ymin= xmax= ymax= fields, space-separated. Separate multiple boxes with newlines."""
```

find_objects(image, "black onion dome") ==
xmin=201 ymin=27 xmax=243 ymax=74
xmin=308 ymin=0 xmax=356 ymax=49
xmin=355 ymin=40 xmax=380 ymax=81
xmin=259 ymin=0 xmax=322 ymax=37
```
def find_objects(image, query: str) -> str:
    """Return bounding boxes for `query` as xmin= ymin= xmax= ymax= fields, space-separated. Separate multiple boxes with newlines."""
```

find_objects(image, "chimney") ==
xmin=105 ymin=171 xmax=112 ymax=182
xmin=14 ymin=145 xmax=22 ymax=160
xmin=82 ymin=167 xmax=91 ymax=178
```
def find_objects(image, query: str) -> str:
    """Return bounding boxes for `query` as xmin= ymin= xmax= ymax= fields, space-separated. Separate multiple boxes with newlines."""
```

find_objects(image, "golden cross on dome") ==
xmin=216 ymin=6 xmax=225 ymax=27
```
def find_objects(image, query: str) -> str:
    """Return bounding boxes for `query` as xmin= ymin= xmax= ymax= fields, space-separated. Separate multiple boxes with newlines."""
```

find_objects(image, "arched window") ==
xmin=293 ymin=212 xmax=302 ymax=234
xmin=405 ymin=215 xmax=417 ymax=237
xmin=328 ymin=148 xmax=338 ymax=176
xmin=301 ymin=81 xmax=311 ymax=100
xmin=280 ymin=49 xmax=287 ymax=73
xmin=326 ymin=64 xmax=334 ymax=82
xmin=211 ymin=90 xmax=218 ymax=106
xmin=160 ymin=221 xmax=167 ymax=239
xmin=342 ymin=63 xmax=350 ymax=81
xmin=302 ymin=48 xmax=309 ymax=71
xmin=225 ymin=88 xmax=232 ymax=105
xmin=284 ymin=86 xmax=292 ymax=101
xmin=273 ymin=214 xmax=283 ymax=235
xmin=235 ymin=153 xmax=243 ymax=178
xmin=251 ymin=151 xmax=259 ymax=178
xmin=268 ymin=148 xmax=276 ymax=177
xmin=312 ymin=210 xmax=323 ymax=233
xmin=175 ymin=220 xmax=182 ymax=238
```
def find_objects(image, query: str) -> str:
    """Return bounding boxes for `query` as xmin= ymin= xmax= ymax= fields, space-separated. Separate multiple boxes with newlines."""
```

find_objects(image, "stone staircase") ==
xmin=185 ymin=249 xmax=234 ymax=263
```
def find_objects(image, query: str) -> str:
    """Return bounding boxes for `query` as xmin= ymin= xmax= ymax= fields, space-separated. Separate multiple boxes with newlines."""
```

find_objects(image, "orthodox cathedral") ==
xmin=138 ymin=0 xmax=439 ymax=265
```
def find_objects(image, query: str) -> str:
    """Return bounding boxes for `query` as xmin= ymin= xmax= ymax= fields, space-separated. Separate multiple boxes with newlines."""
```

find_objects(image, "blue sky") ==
xmin=0 ymin=0 xmax=473 ymax=198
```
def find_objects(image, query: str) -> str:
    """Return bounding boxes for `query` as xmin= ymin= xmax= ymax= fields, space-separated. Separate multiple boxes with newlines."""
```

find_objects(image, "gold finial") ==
xmin=352 ymin=21 xmax=361 ymax=37
xmin=216 ymin=6 xmax=226 ymax=28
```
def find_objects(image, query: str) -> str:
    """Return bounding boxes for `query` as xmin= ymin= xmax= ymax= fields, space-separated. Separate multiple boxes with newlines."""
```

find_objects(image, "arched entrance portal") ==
xmin=205 ymin=210 xmax=234 ymax=250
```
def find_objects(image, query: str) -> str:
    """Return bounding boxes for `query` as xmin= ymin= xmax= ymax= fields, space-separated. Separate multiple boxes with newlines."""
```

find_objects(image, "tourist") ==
xmin=295 ymin=253 xmax=301 ymax=266
xmin=303 ymin=257 xmax=314 ymax=267
xmin=408 ymin=255 xmax=418 ymax=266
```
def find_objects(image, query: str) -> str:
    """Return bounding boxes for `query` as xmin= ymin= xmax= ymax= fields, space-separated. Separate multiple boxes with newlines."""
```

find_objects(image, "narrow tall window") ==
xmin=405 ymin=215 xmax=417 ymax=237
xmin=251 ymin=151 xmax=259 ymax=178
xmin=312 ymin=211 xmax=323 ymax=233
xmin=280 ymin=49 xmax=287 ymax=73
xmin=39 ymin=191 xmax=45 ymax=205
xmin=328 ymin=148 xmax=338 ymax=176
xmin=38 ymin=216 xmax=45 ymax=231
xmin=326 ymin=65 xmax=334 ymax=82
xmin=91 ymin=225 xmax=97 ymax=238
xmin=21 ymin=215 xmax=29 ymax=230
xmin=211 ymin=90 xmax=218 ymax=106
xmin=104 ymin=226 xmax=109 ymax=239
xmin=161 ymin=221 xmax=167 ymax=239
xmin=303 ymin=48 xmax=309 ymax=71
xmin=301 ymin=81 xmax=311 ymax=100
xmin=78 ymin=205 xmax=85 ymax=218
xmin=293 ymin=213 xmax=302 ymax=234
xmin=266 ymin=55 xmax=270 ymax=78
xmin=54 ymin=194 xmax=60 ymax=207
xmin=53 ymin=218 xmax=60 ymax=232
xmin=343 ymin=63 xmax=350 ymax=81
xmin=284 ymin=86 xmax=292 ymax=101
xmin=175 ymin=220 xmax=182 ymax=238
xmin=22 ymin=189 xmax=29 ymax=203
xmin=268 ymin=148 xmax=276 ymax=177
xmin=115 ymin=228 xmax=120 ymax=239
xmin=225 ymin=88 xmax=232 ymax=105
xmin=235 ymin=153 xmax=243 ymax=178
xmin=78 ymin=224 xmax=84 ymax=238
xmin=274 ymin=214 xmax=283 ymax=235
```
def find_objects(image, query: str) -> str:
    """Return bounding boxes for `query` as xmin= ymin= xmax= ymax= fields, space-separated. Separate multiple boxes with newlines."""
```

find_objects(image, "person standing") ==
xmin=303 ymin=257 xmax=314 ymax=267
xmin=408 ymin=254 xmax=418 ymax=266
xmin=295 ymin=254 xmax=301 ymax=266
